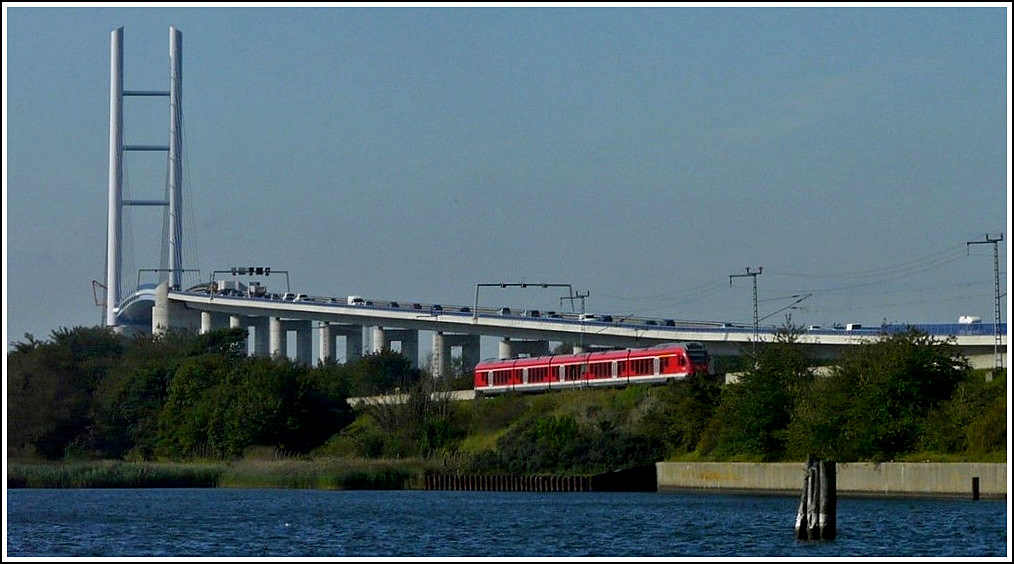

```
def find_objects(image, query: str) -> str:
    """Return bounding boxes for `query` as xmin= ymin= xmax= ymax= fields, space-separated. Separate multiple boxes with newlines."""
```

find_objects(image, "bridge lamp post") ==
xmin=473 ymin=282 xmax=574 ymax=322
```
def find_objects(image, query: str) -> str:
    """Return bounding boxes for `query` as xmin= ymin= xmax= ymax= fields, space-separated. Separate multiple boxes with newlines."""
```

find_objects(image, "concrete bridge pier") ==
xmin=292 ymin=321 xmax=312 ymax=365
xmin=270 ymin=319 xmax=313 ymax=364
xmin=344 ymin=325 xmax=364 ymax=363
xmin=251 ymin=317 xmax=269 ymax=357
xmin=373 ymin=327 xmax=420 ymax=369
xmin=499 ymin=337 xmax=550 ymax=359
xmin=229 ymin=314 xmax=248 ymax=353
xmin=319 ymin=323 xmax=337 ymax=364
xmin=200 ymin=311 xmax=230 ymax=334
xmin=153 ymin=281 xmax=200 ymax=335
xmin=269 ymin=317 xmax=284 ymax=359
xmin=318 ymin=323 xmax=365 ymax=364
xmin=432 ymin=332 xmax=481 ymax=378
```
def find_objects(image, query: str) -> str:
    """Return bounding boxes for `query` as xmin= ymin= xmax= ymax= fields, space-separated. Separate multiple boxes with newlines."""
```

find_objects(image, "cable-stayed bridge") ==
xmin=103 ymin=26 xmax=1007 ymax=376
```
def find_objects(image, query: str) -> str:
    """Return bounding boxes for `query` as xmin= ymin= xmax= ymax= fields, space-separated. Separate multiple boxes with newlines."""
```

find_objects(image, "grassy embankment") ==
xmin=7 ymin=380 xmax=1005 ymax=488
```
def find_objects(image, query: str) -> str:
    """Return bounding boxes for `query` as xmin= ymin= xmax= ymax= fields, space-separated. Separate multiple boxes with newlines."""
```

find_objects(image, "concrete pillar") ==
xmin=402 ymin=333 xmax=419 ymax=369
xmin=461 ymin=334 xmax=481 ymax=371
xmin=499 ymin=338 xmax=513 ymax=360
xmin=230 ymin=315 xmax=249 ymax=355
xmin=251 ymin=317 xmax=269 ymax=357
xmin=432 ymin=333 xmax=482 ymax=378
xmin=328 ymin=324 xmax=363 ymax=363
xmin=269 ymin=316 xmax=284 ymax=359
xmin=152 ymin=281 xmax=200 ymax=335
xmin=499 ymin=338 xmax=549 ymax=359
xmin=153 ymin=282 xmax=169 ymax=335
xmin=201 ymin=311 xmax=229 ymax=334
xmin=295 ymin=322 xmax=313 ymax=365
xmin=319 ymin=323 xmax=338 ymax=364
xmin=383 ymin=329 xmax=419 ymax=369
xmin=373 ymin=327 xmax=387 ymax=353
xmin=346 ymin=326 xmax=363 ymax=362
xmin=519 ymin=340 xmax=550 ymax=357
xmin=433 ymin=331 xmax=449 ymax=378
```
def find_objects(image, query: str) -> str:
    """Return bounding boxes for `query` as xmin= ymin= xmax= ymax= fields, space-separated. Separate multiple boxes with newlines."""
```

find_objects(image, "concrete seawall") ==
xmin=656 ymin=462 xmax=1007 ymax=499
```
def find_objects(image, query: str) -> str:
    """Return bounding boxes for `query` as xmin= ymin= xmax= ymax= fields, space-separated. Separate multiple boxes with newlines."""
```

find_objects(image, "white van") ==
xmin=347 ymin=295 xmax=366 ymax=305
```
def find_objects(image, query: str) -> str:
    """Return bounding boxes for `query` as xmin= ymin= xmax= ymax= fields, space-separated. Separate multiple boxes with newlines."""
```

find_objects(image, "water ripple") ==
xmin=6 ymin=488 xmax=1008 ymax=557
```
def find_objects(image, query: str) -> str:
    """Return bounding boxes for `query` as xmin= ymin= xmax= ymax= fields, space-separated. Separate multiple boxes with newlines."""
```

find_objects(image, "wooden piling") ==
xmin=819 ymin=458 xmax=836 ymax=540
xmin=795 ymin=455 xmax=836 ymax=541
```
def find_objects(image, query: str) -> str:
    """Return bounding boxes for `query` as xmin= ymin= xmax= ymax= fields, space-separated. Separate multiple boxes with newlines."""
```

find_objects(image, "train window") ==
xmin=589 ymin=362 xmax=610 ymax=379
xmin=492 ymin=369 xmax=513 ymax=386
xmin=631 ymin=359 xmax=652 ymax=376
xmin=528 ymin=366 xmax=549 ymax=383
xmin=564 ymin=364 xmax=582 ymax=381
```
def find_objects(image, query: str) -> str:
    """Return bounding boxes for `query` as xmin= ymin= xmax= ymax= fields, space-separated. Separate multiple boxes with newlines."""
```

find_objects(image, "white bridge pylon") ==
xmin=105 ymin=26 xmax=184 ymax=333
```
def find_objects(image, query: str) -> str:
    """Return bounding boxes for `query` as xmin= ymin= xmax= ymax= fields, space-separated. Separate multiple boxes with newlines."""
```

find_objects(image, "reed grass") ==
xmin=7 ymin=457 xmax=433 ymax=490
xmin=219 ymin=457 xmax=427 ymax=490
xmin=6 ymin=460 xmax=223 ymax=488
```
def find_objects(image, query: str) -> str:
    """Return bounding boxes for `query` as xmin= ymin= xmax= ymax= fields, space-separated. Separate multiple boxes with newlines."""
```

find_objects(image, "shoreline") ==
xmin=7 ymin=459 xmax=1008 ymax=500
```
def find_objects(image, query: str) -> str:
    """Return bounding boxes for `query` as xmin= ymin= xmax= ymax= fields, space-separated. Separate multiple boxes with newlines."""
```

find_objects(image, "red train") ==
xmin=473 ymin=342 xmax=711 ymax=395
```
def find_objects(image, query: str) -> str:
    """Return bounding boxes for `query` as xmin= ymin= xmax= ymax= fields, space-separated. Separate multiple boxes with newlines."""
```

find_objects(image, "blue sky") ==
xmin=3 ymin=4 xmax=1011 ymax=354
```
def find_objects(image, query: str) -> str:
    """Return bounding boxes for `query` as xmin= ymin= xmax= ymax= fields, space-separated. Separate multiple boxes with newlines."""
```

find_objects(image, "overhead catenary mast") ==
xmin=966 ymin=234 xmax=1005 ymax=371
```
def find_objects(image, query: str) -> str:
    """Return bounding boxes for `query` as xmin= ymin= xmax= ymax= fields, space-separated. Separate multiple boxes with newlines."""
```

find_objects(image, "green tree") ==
xmin=787 ymin=327 xmax=971 ymax=461
xmin=6 ymin=326 xmax=124 ymax=459
xmin=918 ymin=371 xmax=1006 ymax=456
xmin=712 ymin=323 xmax=814 ymax=460
xmin=84 ymin=329 xmax=243 ymax=459
xmin=346 ymin=350 xmax=422 ymax=397
xmin=640 ymin=371 xmax=722 ymax=455
xmin=156 ymin=353 xmax=231 ymax=458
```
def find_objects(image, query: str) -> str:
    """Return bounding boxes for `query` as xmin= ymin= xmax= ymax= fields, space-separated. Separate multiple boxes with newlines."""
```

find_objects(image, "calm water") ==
xmin=5 ymin=488 xmax=1009 ymax=558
